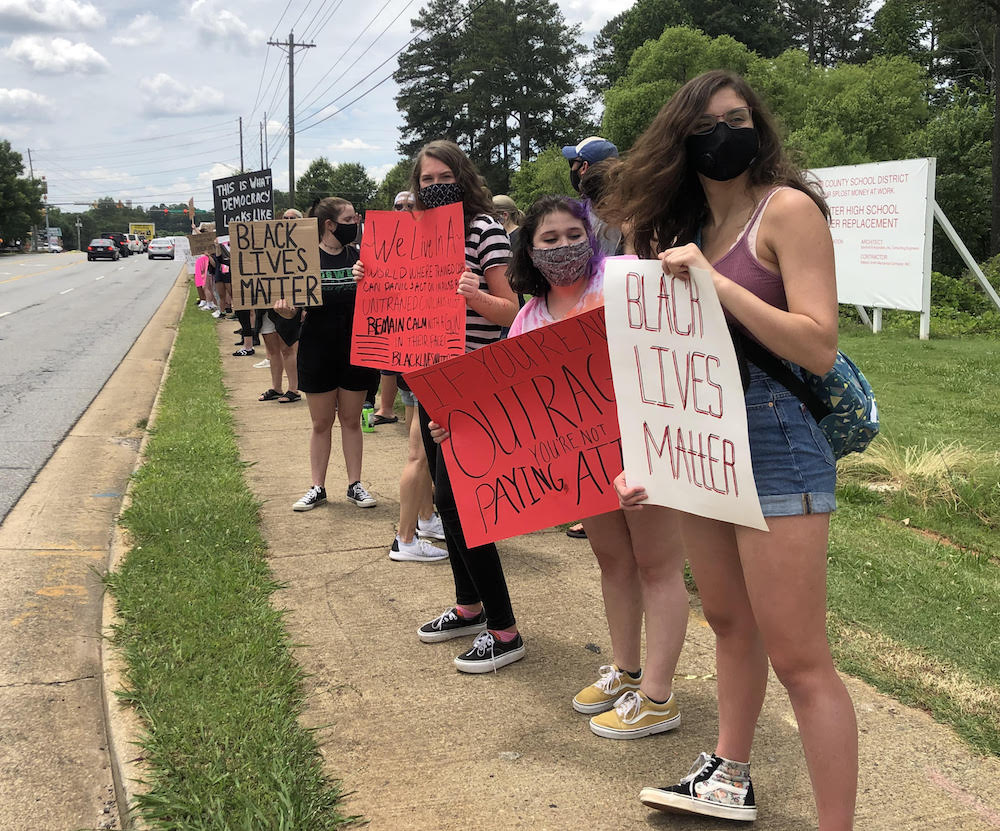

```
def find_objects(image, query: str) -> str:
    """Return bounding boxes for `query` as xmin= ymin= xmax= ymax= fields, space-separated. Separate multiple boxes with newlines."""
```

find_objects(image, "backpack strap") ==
xmin=734 ymin=331 xmax=831 ymax=424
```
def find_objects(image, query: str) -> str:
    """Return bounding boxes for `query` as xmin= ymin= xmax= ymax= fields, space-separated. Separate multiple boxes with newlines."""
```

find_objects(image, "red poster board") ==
xmin=404 ymin=307 xmax=622 ymax=547
xmin=351 ymin=204 xmax=467 ymax=370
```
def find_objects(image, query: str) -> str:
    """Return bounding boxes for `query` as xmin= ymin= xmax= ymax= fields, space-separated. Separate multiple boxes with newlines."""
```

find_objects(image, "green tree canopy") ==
xmin=370 ymin=160 xmax=415 ymax=211
xmin=0 ymin=140 xmax=43 ymax=245
xmin=395 ymin=0 xmax=589 ymax=193
xmin=509 ymin=145 xmax=574 ymax=209
xmin=295 ymin=159 xmax=377 ymax=211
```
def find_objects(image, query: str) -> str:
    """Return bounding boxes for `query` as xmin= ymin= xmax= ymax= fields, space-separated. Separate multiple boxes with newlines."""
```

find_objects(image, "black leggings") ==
xmin=236 ymin=309 xmax=263 ymax=342
xmin=418 ymin=403 xmax=516 ymax=631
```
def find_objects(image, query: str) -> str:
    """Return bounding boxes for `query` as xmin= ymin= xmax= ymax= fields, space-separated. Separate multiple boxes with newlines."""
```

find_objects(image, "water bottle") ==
xmin=361 ymin=406 xmax=375 ymax=433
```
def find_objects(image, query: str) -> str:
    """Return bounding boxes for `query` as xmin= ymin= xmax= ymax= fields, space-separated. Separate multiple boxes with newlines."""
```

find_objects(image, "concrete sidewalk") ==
xmin=214 ymin=320 xmax=1000 ymax=830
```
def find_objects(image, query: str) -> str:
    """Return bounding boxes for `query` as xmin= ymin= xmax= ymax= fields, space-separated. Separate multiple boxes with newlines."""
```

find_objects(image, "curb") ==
xmin=99 ymin=265 xmax=190 ymax=830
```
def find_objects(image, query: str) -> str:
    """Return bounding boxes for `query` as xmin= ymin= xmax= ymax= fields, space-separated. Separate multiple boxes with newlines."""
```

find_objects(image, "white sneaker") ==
xmin=389 ymin=535 xmax=448 ymax=562
xmin=197 ymin=300 xmax=208 ymax=309
xmin=416 ymin=512 xmax=446 ymax=540
xmin=253 ymin=358 xmax=271 ymax=368
xmin=211 ymin=309 xmax=222 ymax=318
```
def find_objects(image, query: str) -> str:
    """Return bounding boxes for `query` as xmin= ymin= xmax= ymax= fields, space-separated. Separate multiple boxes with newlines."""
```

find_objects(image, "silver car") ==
xmin=147 ymin=238 xmax=175 ymax=260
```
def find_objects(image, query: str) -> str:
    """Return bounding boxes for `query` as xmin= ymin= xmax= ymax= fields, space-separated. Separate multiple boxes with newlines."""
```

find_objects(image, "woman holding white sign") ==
xmin=276 ymin=197 xmax=379 ymax=512
xmin=604 ymin=71 xmax=855 ymax=828
xmin=507 ymin=195 xmax=689 ymax=741
xmin=353 ymin=140 xmax=522 ymax=673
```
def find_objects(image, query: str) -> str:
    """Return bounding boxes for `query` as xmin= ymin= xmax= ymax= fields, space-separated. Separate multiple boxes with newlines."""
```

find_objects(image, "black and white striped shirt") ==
xmin=464 ymin=214 xmax=511 ymax=351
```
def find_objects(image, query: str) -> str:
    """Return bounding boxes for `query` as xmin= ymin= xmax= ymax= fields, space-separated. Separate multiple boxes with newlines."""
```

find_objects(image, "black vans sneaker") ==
xmin=292 ymin=485 xmax=326 ymax=512
xmin=453 ymin=631 xmax=525 ymax=674
xmin=417 ymin=607 xmax=487 ymax=643
xmin=639 ymin=752 xmax=757 ymax=821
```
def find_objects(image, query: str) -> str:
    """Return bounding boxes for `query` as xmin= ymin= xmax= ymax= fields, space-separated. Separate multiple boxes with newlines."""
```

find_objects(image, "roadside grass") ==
xmin=829 ymin=330 xmax=1000 ymax=754
xmin=105 ymin=291 xmax=353 ymax=830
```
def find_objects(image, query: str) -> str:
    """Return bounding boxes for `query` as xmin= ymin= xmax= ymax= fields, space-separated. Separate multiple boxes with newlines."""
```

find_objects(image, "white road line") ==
xmin=60 ymin=288 xmax=75 ymax=294
xmin=96 ymin=275 xmax=105 ymax=280
xmin=0 ymin=311 xmax=10 ymax=318
xmin=117 ymin=266 xmax=125 ymax=271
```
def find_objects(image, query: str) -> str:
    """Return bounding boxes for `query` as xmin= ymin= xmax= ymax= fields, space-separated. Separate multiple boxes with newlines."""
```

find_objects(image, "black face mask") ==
xmin=419 ymin=182 xmax=464 ymax=209
xmin=333 ymin=222 xmax=358 ymax=246
xmin=685 ymin=123 xmax=759 ymax=182
xmin=569 ymin=167 xmax=582 ymax=193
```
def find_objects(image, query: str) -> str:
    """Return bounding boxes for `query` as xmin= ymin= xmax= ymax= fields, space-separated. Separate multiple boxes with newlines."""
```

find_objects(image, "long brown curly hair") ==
xmin=602 ymin=70 xmax=828 ymax=259
xmin=409 ymin=140 xmax=494 ymax=233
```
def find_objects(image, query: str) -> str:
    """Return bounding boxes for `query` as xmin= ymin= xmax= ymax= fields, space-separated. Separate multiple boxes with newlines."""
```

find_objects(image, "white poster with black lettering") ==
xmin=603 ymin=259 xmax=767 ymax=530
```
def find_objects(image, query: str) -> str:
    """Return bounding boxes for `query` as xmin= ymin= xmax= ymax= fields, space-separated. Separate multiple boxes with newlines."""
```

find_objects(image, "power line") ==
xmin=295 ymin=0 xmax=400 ymax=114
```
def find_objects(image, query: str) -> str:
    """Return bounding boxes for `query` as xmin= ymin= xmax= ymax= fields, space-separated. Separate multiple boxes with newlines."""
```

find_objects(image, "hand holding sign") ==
xmin=603 ymin=259 xmax=766 ymax=531
xmin=351 ymin=204 xmax=466 ymax=370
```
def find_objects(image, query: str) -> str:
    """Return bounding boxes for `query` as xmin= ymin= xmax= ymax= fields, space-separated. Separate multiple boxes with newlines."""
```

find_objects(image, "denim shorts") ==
xmin=399 ymin=387 xmax=418 ymax=407
xmin=745 ymin=363 xmax=836 ymax=516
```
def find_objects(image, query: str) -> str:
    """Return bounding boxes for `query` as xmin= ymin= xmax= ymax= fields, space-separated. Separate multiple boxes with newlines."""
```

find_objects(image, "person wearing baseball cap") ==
xmin=561 ymin=136 xmax=619 ymax=193
xmin=393 ymin=191 xmax=415 ymax=210
xmin=562 ymin=136 xmax=623 ymax=257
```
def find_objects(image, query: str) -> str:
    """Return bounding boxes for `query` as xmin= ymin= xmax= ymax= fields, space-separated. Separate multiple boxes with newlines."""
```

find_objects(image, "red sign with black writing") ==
xmin=403 ymin=307 xmax=622 ymax=547
xmin=351 ymin=204 xmax=467 ymax=370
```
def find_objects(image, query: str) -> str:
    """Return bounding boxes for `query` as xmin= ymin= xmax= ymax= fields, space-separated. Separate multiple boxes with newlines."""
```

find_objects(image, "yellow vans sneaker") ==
xmin=589 ymin=690 xmax=680 ymax=739
xmin=572 ymin=665 xmax=642 ymax=714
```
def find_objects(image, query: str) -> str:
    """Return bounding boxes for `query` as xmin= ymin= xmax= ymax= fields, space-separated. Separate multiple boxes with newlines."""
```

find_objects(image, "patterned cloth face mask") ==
xmin=419 ymin=182 xmax=464 ymax=209
xmin=529 ymin=239 xmax=592 ymax=286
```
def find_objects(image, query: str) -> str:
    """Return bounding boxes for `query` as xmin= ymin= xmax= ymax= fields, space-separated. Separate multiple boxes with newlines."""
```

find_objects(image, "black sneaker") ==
xmin=454 ymin=631 xmax=525 ymax=673
xmin=292 ymin=485 xmax=327 ymax=512
xmin=346 ymin=481 xmax=376 ymax=508
xmin=639 ymin=752 xmax=757 ymax=821
xmin=233 ymin=348 xmax=255 ymax=357
xmin=417 ymin=607 xmax=487 ymax=643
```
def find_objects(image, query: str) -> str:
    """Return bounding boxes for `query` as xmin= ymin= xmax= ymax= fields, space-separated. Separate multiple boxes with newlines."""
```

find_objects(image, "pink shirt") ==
xmin=194 ymin=254 xmax=209 ymax=287
xmin=507 ymin=267 xmax=605 ymax=337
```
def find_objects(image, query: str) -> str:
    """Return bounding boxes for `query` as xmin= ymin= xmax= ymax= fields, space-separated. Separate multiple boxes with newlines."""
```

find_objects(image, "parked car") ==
xmin=47 ymin=242 xmax=63 ymax=253
xmin=98 ymin=232 xmax=131 ymax=256
xmin=87 ymin=238 xmax=120 ymax=261
xmin=125 ymin=233 xmax=143 ymax=254
xmin=147 ymin=238 xmax=175 ymax=260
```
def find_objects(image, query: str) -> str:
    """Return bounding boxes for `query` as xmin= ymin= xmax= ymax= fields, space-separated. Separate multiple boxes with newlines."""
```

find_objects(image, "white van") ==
xmin=125 ymin=233 xmax=143 ymax=254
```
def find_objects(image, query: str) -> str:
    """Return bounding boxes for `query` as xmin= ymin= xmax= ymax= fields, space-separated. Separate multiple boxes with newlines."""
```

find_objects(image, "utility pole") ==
xmin=239 ymin=116 xmax=244 ymax=172
xmin=267 ymin=31 xmax=314 ymax=208
xmin=75 ymin=217 xmax=82 ymax=252
xmin=259 ymin=121 xmax=264 ymax=169
xmin=27 ymin=148 xmax=37 ymax=253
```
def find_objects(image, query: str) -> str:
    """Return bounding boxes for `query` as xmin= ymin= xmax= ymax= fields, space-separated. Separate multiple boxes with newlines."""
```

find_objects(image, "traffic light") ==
xmin=163 ymin=208 xmax=168 ymax=215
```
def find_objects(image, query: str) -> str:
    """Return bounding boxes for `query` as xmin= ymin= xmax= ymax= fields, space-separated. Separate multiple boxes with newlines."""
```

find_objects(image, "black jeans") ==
xmin=418 ymin=403 xmax=516 ymax=631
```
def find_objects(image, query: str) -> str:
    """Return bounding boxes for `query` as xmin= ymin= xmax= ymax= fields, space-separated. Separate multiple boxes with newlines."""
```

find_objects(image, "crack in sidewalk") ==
xmin=0 ymin=674 xmax=97 ymax=690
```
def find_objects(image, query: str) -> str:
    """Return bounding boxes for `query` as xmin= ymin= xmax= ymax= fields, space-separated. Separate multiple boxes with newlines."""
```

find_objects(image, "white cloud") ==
xmin=5 ymin=36 xmax=110 ymax=74
xmin=111 ymin=14 xmax=160 ymax=47
xmin=369 ymin=163 xmax=396 ymax=184
xmin=559 ymin=0 xmax=633 ymax=35
xmin=187 ymin=0 xmax=264 ymax=50
xmin=329 ymin=138 xmax=378 ymax=152
xmin=0 ymin=0 xmax=103 ymax=31
xmin=138 ymin=73 xmax=225 ymax=116
xmin=0 ymin=87 xmax=54 ymax=119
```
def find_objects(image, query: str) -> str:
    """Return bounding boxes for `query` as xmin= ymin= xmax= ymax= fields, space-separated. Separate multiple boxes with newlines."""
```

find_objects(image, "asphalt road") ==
xmin=0 ymin=249 xmax=181 ymax=522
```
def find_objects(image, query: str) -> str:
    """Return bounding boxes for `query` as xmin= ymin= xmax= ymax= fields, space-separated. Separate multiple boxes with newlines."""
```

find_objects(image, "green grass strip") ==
xmin=830 ymin=331 xmax=1000 ymax=755
xmin=106 ymin=291 xmax=353 ymax=830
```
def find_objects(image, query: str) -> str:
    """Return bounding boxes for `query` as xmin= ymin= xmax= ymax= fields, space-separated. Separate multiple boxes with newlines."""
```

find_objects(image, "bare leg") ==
xmin=737 ymin=515 xmax=857 ymax=830
xmin=262 ymin=332 xmax=283 ymax=391
xmin=628 ymin=506 xmax=688 ymax=703
xmin=335 ymin=388 xmax=367 ymax=484
xmin=377 ymin=373 xmax=398 ymax=417
xmin=680 ymin=513 xmax=768 ymax=761
xmin=281 ymin=342 xmax=298 ymax=393
xmin=582 ymin=511 xmax=642 ymax=673
xmin=398 ymin=405 xmax=433 ymax=543
xmin=305 ymin=390 xmax=337 ymax=487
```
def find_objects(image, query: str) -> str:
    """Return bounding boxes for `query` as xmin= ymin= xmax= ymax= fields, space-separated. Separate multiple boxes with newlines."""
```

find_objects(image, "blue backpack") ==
xmin=737 ymin=335 xmax=879 ymax=459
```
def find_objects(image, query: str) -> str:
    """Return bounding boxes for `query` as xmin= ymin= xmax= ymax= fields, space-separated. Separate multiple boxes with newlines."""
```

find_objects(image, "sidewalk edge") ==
xmin=100 ymin=266 xmax=190 ymax=830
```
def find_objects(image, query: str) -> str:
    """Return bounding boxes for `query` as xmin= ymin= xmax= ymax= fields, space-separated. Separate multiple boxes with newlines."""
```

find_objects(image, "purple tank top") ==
xmin=712 ymin=187 xmax=787 ymax=314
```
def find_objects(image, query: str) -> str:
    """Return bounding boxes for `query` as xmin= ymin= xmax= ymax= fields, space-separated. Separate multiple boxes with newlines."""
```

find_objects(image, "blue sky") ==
xmin=0 ymin=0 xmax=629 ymax=210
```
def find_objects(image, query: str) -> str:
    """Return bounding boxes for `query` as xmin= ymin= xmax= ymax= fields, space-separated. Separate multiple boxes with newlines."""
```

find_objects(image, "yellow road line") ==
xmin=0 ymin=256 xmax=86 ymax=285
